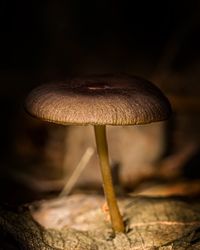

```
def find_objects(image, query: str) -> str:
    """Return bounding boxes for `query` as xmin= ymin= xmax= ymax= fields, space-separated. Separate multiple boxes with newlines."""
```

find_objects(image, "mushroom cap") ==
xmin=25 ymin=75 xmax=172 ymax=126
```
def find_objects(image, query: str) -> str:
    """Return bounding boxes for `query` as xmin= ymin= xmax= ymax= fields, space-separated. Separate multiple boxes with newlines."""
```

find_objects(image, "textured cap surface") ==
xmin=25 ymin=75 xmax=172 ymax=125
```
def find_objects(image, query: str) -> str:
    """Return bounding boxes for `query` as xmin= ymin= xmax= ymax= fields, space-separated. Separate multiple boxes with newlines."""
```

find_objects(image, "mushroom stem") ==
xmin=94 ymin=125 xmax=125 ymax=233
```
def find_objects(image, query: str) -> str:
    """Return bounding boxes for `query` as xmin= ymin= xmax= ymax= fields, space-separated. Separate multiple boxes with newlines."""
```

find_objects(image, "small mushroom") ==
xmin=25 ymin=75 xmax=171 ymax=233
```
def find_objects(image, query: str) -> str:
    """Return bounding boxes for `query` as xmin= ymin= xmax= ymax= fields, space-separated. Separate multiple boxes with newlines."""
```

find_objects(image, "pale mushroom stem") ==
xmin=94 ymin=125 xmax=125 ymax=233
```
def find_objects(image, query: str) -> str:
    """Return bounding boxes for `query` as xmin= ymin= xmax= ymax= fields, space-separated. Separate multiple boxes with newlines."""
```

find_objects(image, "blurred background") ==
xmin=1 ymin=0 xmax=200 ymax=204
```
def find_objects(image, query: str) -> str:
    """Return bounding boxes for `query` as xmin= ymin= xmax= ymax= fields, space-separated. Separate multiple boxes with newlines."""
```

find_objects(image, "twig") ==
xmin=59 ymin=147 xmax=94 ymax=196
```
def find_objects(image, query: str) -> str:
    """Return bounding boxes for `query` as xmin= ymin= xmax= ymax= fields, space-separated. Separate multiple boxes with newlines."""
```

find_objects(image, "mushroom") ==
xmin=25 ymin=75 xmax=171 ymax=233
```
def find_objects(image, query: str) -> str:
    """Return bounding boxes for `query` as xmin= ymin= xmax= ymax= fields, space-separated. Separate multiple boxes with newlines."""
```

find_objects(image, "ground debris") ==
xmin=0 ymin=195 xmax=200 ymax=249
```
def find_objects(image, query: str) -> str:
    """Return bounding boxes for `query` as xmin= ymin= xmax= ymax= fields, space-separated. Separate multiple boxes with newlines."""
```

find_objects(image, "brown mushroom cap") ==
xmin=25 ymin=75 xmax=172 ymax=126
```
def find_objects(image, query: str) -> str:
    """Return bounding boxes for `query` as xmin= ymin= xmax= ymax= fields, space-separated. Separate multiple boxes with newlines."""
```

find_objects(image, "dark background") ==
xmin=1 ymin=1 xmax=200 ymax=79
xmin=0 ymin=1 xmax=200 ymax=204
